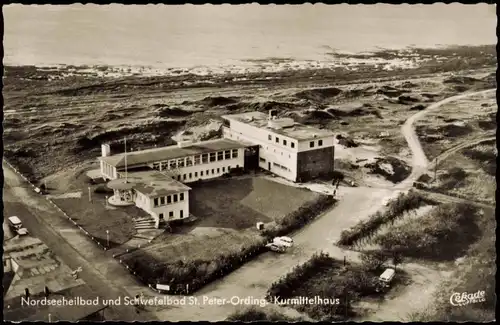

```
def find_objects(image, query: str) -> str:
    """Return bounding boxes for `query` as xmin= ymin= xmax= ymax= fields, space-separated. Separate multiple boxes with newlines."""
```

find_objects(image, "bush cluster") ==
xmin=373 ymin=203 xmax=480 ymax=260
xmin=266 ymin=252 xmax=379 ymax=321
xmin=262 ymin=195 xmax=336 ymax=239
xmin=226 ymin=306 xmax=304 ymax=322
xmin=127 ymin=237 xmax=268 ymax=294
xmin=337 ymin=190 xmax=436 ymax=247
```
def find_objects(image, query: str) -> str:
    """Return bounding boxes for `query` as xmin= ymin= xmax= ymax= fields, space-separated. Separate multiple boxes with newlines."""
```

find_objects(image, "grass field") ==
xmin=189 ymin=176 xmax=323 ymax=229
xmin=408 ymin=207 xmax=496 ymax=322
xmin=120 ymin=175 xmax=328 ymax=292
xmin=51 ymin=190 xmax=148 ymax=247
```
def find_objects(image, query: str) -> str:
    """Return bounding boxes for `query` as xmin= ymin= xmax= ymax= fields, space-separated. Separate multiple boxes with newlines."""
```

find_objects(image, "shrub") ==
xmin=373 ymin=203 xmax=480 ymax=260
xmin=337 ymin=190 xmax=435 ymax=247
xmin=262 ymin=196 xmax=336 ymax=239
xmin=226 ymin=306 xmax=304 ymax=322
xmin=266 ymin=252 xmax=336 ymax=301
xmin=360 ymin=251 xmax=389 ymax=271
xmin=94 ymin=185 xmax=113 ymax=194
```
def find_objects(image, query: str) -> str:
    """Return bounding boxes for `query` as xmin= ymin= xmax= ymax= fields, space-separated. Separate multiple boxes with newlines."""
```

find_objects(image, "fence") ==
xmin=3 ymin=159 xmax=164 ymax=295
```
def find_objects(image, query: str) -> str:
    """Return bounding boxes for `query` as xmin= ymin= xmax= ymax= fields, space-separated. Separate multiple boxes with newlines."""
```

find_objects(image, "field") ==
xmin=422 ymin=140 xmax=496 ymax=204
xmin=415 ymin=91 xmax=496 ymax=161
xmin=3 ymin=45 xmax=496 ymax=190
xmin=189 ymin=176 xmax=323 ymax=229
xmin=409 ymin=207 xmax=496 ymax=322
xmin=120 ymin=176 xmax=329 ymax=292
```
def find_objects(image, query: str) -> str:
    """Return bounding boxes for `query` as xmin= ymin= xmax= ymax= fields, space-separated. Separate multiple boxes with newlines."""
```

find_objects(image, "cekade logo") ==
xmin=449 ymin=290 xmax=486 ymax=306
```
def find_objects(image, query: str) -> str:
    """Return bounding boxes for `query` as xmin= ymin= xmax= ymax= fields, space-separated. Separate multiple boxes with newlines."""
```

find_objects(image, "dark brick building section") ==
xmin=297 ymin=146 xmax=335 ymax=182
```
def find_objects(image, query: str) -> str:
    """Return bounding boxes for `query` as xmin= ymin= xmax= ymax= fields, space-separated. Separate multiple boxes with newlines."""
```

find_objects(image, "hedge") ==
xmin=127 ymin=195 xmax=335 ymax=295
xmin=261 ymin=195 xmax=336 ymax=239
xmin=337 ymin=190 xmax=437 ymax=247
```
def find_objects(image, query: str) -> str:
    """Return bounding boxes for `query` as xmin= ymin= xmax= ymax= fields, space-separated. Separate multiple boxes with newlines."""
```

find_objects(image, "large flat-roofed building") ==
xmin=221 ymin=111 xmax=335 ymax=182
xmin=98 ymin=138 xmax=248 ymax=227
xmin=99 ymin=138 xmax=246 ymax=183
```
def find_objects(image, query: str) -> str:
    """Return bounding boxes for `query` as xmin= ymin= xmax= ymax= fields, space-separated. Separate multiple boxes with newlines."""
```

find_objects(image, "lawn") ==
xmin=120 ymin=175 xmax=331 ymax=293
xmin=189 ymin=176 xmax=323 ymax=229
xmin=123 ymin=228 xmax=262 ymax=266
xmin=51 ymin=190 xmax=147 ymax=247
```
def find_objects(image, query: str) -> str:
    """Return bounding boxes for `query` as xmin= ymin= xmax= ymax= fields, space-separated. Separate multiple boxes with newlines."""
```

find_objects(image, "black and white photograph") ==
xmin=1 ymin=3 xmax=497 ymax=322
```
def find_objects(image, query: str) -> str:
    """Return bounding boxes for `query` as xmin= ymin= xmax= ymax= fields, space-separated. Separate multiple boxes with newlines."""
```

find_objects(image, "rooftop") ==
xmin=100 ymin=138 xmax=248 ymax=168
xmin=221 ymin=111 xmax=335 ymax=141
xmin=108 ymin=170 xmax=191 ymax=198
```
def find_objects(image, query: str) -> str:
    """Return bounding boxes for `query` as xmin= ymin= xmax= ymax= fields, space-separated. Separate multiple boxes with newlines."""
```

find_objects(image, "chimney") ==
xmin=268 ymin=109 xmax=278 ymax=120
xmin=101 ymin=144 xmax=111 ymax=157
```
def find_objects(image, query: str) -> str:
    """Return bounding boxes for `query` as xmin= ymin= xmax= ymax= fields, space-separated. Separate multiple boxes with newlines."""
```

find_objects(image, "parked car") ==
xmin=265 ymin=243 xmax=286 ymax=253
xmin=376 ymin=268 xmax=395 ymax=292
xmin=273 ymin=236 xmax=293 ymax=247
xmin=8 ymin=216 xmax=29 ymax=236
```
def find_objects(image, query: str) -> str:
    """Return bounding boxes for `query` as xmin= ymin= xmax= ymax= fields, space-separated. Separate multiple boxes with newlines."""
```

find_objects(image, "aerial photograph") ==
xmin=2 ymin=3 xmax=496 ymax=322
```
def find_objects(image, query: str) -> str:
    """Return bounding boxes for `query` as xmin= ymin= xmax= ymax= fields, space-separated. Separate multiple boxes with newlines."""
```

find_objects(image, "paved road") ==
xmin=2 ymin=162 xmax=155 ymax=321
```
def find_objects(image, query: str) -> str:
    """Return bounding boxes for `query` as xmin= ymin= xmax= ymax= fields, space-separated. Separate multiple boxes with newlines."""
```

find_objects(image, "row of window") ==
xmin=268 ymin=134 xmax=296 ymax=149
xmin=152 ymin=149 xmax=239 ymax=170
xmin=158 ymin=209 xmax=184 ymax=220
xmin=153 ymin=192 xmax=185 ymax=207
xmin=273 ymin=162 xmax=291 ymax=172
xmin=267 ymin=135 xmax=325 ymax=149
xmin=169 ymin=165 xmax=239 ymax=182
xmin=309 ymin=139 xmax=323 ymax=148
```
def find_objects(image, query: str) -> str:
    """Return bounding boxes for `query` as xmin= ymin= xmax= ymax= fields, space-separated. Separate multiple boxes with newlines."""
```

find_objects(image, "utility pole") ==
xmin=434 ymin=158 xmax=438 ymax=182
xmin=124 ymin=137 xmax=128 ymax=183
xmin=88 ymin=187 xmax=92 ymax=202
xmin=106 ymin=230 xmax=110 ymax=248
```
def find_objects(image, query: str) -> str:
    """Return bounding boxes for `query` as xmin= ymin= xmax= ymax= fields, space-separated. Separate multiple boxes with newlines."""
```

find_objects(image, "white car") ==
xmin=8 ymin=216 xmax=29 ymax=236
xmin=273 ymin=236 xmax=293 ymax=247
xmin=265 ymin=243 xmax=286 ymax=253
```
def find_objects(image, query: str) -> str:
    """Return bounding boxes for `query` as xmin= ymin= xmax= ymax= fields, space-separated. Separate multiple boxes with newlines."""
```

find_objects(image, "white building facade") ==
xmin=134 ymin=187 xmax=190 ymax=223
xmin=98 ymin=138 xmax=249 ymax=227
xmin=222 ymin=111 xmax=335 ymax=182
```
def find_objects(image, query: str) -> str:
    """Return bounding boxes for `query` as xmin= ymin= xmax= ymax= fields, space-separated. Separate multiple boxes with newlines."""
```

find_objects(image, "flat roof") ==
xmin=221 ymin=111 xmax=335 ymax=141
xmin=99 ymin=138 xmax=248 ymax=168
xmin=113 ymin=170 xmax=191 ymax=198
xmin=8 ymin=216 xmax=22 ymax=224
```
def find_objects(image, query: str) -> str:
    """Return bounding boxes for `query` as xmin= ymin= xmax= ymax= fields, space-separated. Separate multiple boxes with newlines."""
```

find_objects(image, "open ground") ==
xmin=2 ymin=45 xmax=496 ymax=321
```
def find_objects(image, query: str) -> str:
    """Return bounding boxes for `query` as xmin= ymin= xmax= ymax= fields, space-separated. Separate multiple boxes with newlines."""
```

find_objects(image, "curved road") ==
xmin=400 ymin=88 xmax=496 ymax=173
xmin=2 ymin=88 xmax=495 ymax=322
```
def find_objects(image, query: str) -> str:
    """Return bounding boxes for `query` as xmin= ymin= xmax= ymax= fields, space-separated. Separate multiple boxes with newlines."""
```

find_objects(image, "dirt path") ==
xmin=358 ymin=88 xmax=497 ymax=320
xmin=400 ymin=88 xmax=496 ymax=171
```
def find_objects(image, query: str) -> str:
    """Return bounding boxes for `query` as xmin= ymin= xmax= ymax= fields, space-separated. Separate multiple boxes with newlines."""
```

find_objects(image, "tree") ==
xmin=360 ymin=251 xmax=389 ymax=271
